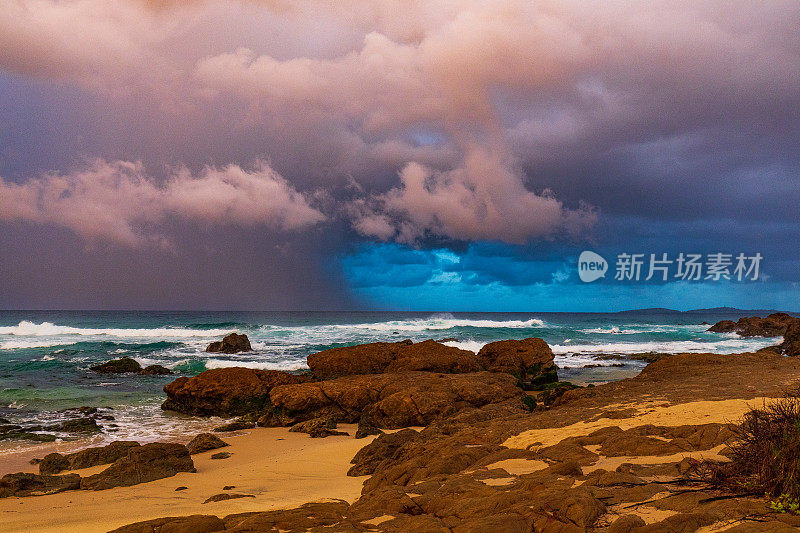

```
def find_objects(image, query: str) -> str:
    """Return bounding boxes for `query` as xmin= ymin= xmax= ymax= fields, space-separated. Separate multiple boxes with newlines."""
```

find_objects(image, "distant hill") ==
xmin=617 ymin=307 xmax=797 ymax=316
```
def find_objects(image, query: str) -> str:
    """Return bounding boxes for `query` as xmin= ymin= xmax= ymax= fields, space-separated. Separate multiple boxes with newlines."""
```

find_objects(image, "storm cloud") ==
xmin=0 ymin=0 xmax=798 ymax=309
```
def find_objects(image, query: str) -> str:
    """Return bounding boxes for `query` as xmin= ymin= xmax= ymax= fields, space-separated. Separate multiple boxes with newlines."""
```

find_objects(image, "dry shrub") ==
xmin=692 ymin=393 xmax=800 ymax=500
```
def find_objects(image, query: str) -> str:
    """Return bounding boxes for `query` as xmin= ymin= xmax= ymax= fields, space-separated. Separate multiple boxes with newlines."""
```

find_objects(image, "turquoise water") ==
xmin=0 ymin=310 xmax=781 ymax=447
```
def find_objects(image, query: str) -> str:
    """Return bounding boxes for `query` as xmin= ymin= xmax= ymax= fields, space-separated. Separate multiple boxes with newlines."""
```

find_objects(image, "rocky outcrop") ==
xmin=307 ymin=339 xmax=484 ymax=379
xmin=91 ymin=357 xmax=142 ymax=373
xmin=109 ymin=515 xmax=225 ymax=533
xmin=206 ymin=333 xmax=252 ymax=353
xmin=186 ymin=433 xmax=229 ymax=455
xmin=270 ymin=371 xmax=524 ymax=427
xmin=289 ymin=417 xmax=349 ymax=438
xmin=80 ymin=443 xmax=195 ymax=490
xmin=39 ymin=441 xmax=140 ymax=475
xmin=162 ymin=367 xmax=312 ymax=416
xmin=708 ymin=313 xmax=799 ymax=337
xmin=477 ymin=337 xmax=558 ymax=387
xmin=0 ymin=472 xmax=81 ymax=498
xmin=778 ymin=321 xmax=800 ymax=356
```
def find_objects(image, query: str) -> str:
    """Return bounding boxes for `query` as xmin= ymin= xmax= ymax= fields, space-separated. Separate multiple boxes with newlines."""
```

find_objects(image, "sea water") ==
xmin=0 ymin=310 xmax=780 ymax=452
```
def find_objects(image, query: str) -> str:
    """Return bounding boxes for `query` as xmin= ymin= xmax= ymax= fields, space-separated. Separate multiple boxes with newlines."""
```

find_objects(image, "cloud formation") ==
xmin=0 ymin=159 xmax=324 ymax=246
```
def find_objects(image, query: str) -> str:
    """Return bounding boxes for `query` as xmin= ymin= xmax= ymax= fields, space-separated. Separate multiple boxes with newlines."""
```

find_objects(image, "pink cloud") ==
xmin=0 ymin=159 xmax=325 ymax=247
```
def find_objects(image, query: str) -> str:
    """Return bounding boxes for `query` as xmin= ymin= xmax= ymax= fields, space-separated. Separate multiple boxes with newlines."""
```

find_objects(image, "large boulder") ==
xmin=39 ymin=441 xmax=140 ymax=475
xmin=162 ymin=367 xmax=312 ymax=416
xmin=109 ymin=515 xmax=225 ymax=533
xmin=477 ymin=338 xmax=558 ymax=386
xmin=206 ymin=333 xmax=252 ymax=353
xmin=80 ymin=443 xmax=195 ymax=490
xmin=707 ymin=313 xmax=799 ymax=337
xmin=0 ymin=472 xmax=81 ymax=498
xmin=270 ymin=371 xmax=523 ymax=428
xmin=307 ymin=339 xmax=483 ymax=379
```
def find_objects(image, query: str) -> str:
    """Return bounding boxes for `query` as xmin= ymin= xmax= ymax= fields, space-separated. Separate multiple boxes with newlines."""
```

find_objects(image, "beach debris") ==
xmin=80 ymin=443 xmax=195 ymax=490
xmin=203 ymin=492 xmax=254 ymax=503
xmin=0 ymin=473 xmax=81 ymax=498
xmin=205 ymin=332 xmax=252 ymax=353
xmin=39 ymin=441 xmax=140 ymax=475
xmin=186 ymin=433 xmax=229 ymax=454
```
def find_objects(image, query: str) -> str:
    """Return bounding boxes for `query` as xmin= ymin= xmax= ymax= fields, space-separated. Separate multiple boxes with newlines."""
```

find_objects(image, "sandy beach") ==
xmin=0 ymin=425 xmax=372 ymax=533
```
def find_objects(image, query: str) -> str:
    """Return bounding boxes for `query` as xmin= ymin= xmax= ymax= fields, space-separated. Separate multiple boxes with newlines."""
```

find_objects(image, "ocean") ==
xmin=0 ymin=310 xmax=780 ymax=454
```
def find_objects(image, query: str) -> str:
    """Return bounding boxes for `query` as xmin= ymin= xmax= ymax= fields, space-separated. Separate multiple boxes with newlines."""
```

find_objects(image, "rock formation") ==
xmin=206 ymin=333 xmax=252 ymax=353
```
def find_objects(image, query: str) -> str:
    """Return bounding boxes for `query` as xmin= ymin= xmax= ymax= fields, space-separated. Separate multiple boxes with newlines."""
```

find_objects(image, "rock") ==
xmin=348 ymin=428 xmax=419 ymax=476
xmin=214 ymin=420 xmax=255 ymax=432
xmin=223 ymin=485 xmax=235 ymax=490
xmin=52 ymin=417 xmax=102 ymax=433
xmin=306 ymin=339 xmax=483 ymax=379
xmin=256 ymin=410 xmax=293 ymax=427
xmin=708 ymin=313 xmax=799 ymax=337
xmin=80 ymin=443 xmax=195 ymax=490
xmin=354 ymin=418 xmax=384 ymax=439
xmin=138 ymin=364 xmax=172 ymax=375
xmin=289 ymin=417 xmax=348 ymax=438
xmin=210 ymin=452 xmax=233 ymax=459
xmin=38 ymin=453 xmax=71 ymax=475
xmin=608 ymin=514 xmax=647 ymax=533
xmin=206 ymin=333 xmax=252 ymax=354
xmin=477 ymin=338 xmax=558 ymax=387
xmin=175 ymin=486 xmax=188 ymax=491
xmin=186 ymin=433 xmax=229 ymax=454
xmin=203 ymin=492 xmax=254 ymax=503
xmin=0 ymin=429 xmax=57 ymax=442
xmin=707 ymin=319 xmax=736 ymax=333
xmin=0 ymin=472 xmax=81 ymax=498
xmin=778 ymin=320 xmax=800 ymax=356
xmin=271 ymin=371 xmax=522 ymax=428
xmin=108 ymin=515 xmax=225 ymax=533
xmin=90 ymin=357 xmax=142 ymax=373
xmin=162 ymin=367 xmax=312 ymax=416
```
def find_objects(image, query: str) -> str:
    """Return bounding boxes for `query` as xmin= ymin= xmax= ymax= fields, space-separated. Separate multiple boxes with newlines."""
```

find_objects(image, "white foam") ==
xmin=0 ymin=321 xmax=233 ymax=338
xmin=204 ymin=358 xmax=308 ymax=371
xmin=551 ymin=337 xmax=780 ymax=355
xmin=442 ymin=340 xmax=485 ymax=353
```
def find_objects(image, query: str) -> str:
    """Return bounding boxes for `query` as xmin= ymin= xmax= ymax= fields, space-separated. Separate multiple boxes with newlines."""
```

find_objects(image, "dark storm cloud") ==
xmin=0 ymin=1 xmax=798 ymax=308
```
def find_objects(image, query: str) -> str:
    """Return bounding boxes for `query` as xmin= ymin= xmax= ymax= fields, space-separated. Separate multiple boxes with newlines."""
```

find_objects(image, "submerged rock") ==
xmin=91 ymin=357 xmax=142 ymax=373
xmin=80 ymin=443 xmax=195 ymax=490
xmin=162 ymin=367 xmax=312 ymax=416
xmin=186 ymin=433 xmax=229 ymax=455
xmin=206 ymin=333 xmax=252 ymax=354
xmin=139 ymin=364 xmax=172 ymax=375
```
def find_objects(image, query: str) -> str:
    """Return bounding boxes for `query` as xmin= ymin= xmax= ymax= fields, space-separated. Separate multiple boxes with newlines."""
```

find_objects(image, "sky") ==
xmin=0 ymin=0 xmax=798 ymax=311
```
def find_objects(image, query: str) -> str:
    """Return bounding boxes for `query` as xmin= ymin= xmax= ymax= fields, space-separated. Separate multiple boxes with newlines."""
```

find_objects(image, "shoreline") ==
xmin=0 ymin=425 xmax=373 ymax=533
